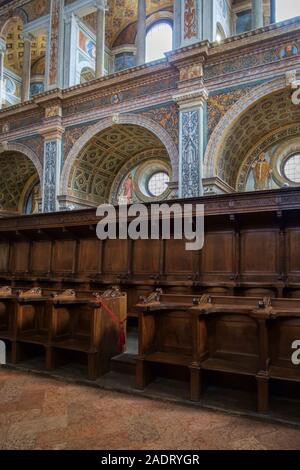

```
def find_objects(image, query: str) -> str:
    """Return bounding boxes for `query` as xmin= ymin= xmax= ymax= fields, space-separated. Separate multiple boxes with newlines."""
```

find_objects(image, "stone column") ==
xmin=252 ymin=0 xmax=264 ymax=29
xmin=95 ymin=6 xmax=106 ymax=78
xmin=0 ymin=38 xmax=6 ymax=109
xmin=136 ymin=0 xmax=146 ymax=65
xmin=21 ymin=34 xmax=32 ymax=102
xmin=63 ymin=12 xmax=78 ymax=87
xmin=174 ymin=89 xmax=208 ymax=198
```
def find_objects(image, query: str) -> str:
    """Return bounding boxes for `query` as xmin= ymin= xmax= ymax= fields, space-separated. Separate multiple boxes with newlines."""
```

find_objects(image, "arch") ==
xmin=236 ymin=123 xmax=300 ymax=191
xmin=204 ymin=76 xmax=287 ymax=179
xmin=1 ymin=142 xmax=43 ymax=184
xmin=0 ymin=10 xmax=27 ymax=36
xmin=60 ymin=114 xmax=179 ymax=194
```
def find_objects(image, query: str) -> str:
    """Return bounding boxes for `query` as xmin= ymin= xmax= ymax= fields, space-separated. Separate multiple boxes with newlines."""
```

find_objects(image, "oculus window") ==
xmin=147 ymin=171 xmax=170 ymax=197
xmin=283 ymin=154 xmax=300 ymax=183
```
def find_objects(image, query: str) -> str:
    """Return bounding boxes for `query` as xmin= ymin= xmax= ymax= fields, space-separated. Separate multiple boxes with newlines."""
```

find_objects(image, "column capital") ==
xmin=39 ymin=124 xmax=65 ymax=141
xmin=173 ymin=88 xmax=208 ymax=110
xmin=64 ymin=11 xmax=76 ymax=23
xmin=94 ymin=0 xmax=107 ymax=11
xmin=21 ymin=32 xmax=34 ymax=43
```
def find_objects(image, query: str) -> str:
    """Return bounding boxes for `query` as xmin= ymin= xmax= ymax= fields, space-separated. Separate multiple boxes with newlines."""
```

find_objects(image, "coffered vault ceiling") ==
xmin=68 ymin=124 xmax=169 ymax=204
xmin=0 ymin=151 xmax=38 ymax=210
xmin=3 ymin=17 xmax=46 ymax=76
xmin=83 ymin=0 xmax=173 ymax=47
xmin=217 ymin=89 xmax=300 ymax=188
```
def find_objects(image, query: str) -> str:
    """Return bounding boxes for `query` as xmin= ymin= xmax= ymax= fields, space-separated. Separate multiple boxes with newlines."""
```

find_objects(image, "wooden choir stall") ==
xmin=1 ymin=187 xmax=300 ymax=416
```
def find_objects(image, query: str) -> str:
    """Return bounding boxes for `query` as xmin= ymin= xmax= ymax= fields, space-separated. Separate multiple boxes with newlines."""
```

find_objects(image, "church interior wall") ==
xmin=0 ymin=1 xmax=298 ymax=213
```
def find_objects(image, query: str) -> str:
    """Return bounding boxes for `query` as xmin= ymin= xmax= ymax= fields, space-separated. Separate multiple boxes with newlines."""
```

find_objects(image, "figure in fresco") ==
xmin=32 ymin=185 xmax=41 ymax=213
xmin=252 ymin=153 xmax=272 ymax=190
xmin=121 ymin=173 xmax=133 ymax=204
xmin=184 ymin=0 xmax=197 ymax=40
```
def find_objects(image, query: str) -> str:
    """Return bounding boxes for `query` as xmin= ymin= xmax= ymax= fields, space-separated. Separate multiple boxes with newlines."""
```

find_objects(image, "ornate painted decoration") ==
xmin=68 ymin=124 xmax=169 ymax=204
xmin=48 ymin=0 xmax=61 ymax=86
xmin=0 ymin=151 xmax=39 ymax=211
xmin=184 ymin=0 xmax=198 ymax=41
xmin=181 ymin=109 xmax=201 ymax=198
xmin=43 ymin=141 xmax=58 ymax=212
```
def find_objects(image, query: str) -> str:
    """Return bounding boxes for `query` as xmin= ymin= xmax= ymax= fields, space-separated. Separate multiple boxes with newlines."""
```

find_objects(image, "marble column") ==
xmin=136 ymin=0 xmax=146 ymax=65
xmin=63 ymin=12 xmax=78 ymax=87
xmin=252 ymin=0 xmax=264 ymax=29
xmin=21 ymin=34 xmax=32 ymax=102
xmin=95 ymin=6 xmax=106 ymax=78
xmin=0 ymin=38 xmax=6 ymax=109
xmin=175 ymin=90 xmax=208 ymax=198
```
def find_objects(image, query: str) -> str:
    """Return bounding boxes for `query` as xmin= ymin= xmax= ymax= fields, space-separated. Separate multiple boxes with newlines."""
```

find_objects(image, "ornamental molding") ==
xmin=173 ymin=88 xmax=208 ymax=109
xmin=39 ymin=124 xmax=65 ymax=141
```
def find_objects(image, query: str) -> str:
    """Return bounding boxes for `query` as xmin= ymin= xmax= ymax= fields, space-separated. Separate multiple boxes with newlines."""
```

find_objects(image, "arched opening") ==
xmin=0 ymin=151 xmax=41 ymax=215
xmin=66 ymin=124 xmax=172 ymax=207
xmin=145 ymin=21 xmax=173 ymax=63
xmin=1 ymin=17 xmax=46 ymax=107
xmin=205 ymin=84 xmax=300 ymax=193
xmin=80 ymin=66 xmax=95 ymax=84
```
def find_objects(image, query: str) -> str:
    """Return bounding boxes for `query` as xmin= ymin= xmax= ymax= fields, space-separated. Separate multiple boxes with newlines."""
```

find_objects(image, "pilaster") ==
xmin=180 ymin=0 xmax=203 ymax=47
xmin=63 ymin=12 xmax=79 ymax=87
xmin=21 ymin=33 xmax=32 ymax=102
xmin=136 ymin=0 xmax=146 ymax=65
xmin=95 ymin=3 xmax=106 ymax=78
xmin=46 ymin=0 xmax=65 ymax=90
xmin=39 ymin=102 xmax=64 ymax=212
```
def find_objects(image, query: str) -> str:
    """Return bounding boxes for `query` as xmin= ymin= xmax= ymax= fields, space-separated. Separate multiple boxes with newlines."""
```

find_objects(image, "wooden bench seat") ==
xmin=136 ymin=292 xmax=299 ymax=412
xmin=0 ymin=286 xmax=127 ymax=380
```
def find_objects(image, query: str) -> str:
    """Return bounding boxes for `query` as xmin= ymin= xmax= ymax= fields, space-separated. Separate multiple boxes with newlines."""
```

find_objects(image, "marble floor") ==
xmin=1 ymin=368 xmax=300 ymax=450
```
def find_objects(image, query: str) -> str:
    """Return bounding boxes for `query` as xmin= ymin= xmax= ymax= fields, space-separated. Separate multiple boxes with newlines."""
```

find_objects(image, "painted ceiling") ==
xmin=0 ymin=151 xmax=38 ymax=210
xmin=3 ymin=17 xmax=46 ymax=76
xmin=83 ymin=0 xmax=173 ymax=47
xmin=68 ymin=124 xmax=169 ymax=204
xmin=217 ymin=89 xmax=300 ymax=188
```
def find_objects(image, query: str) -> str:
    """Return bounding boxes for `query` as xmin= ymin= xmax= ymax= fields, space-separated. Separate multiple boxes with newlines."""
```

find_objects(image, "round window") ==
xmin=283 ymin=154 xmax=300 ymax=182
xmin=147 ymin=171 xmax=169 ymax=197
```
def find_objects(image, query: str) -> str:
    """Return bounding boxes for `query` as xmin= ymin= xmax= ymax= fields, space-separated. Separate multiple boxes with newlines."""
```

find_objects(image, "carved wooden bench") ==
xmin=190 ymin=295 xmax=272 ymax=411
xmin=135 ymin=289 xmax=202 ymax=397
xmin=49 ymin=287 xmax=127 ymax=379
xmin=135 ymin=291 xmax=299 ymax=412
xmin=0 ymin=286 xmax=127 ymax=380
